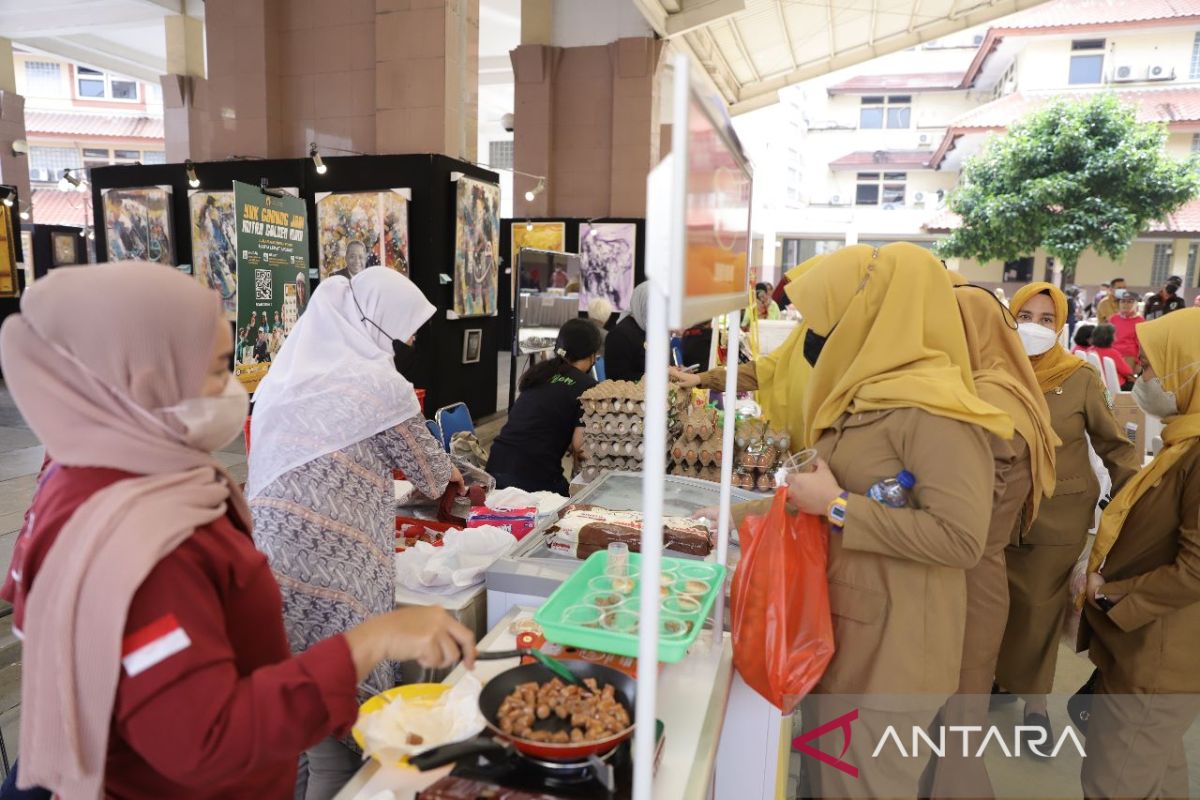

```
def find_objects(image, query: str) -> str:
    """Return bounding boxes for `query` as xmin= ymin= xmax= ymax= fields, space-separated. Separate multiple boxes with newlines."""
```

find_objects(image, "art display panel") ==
xmin=577 ymin=222 xmax=636 ymax=312
xmin=316 ymin=189 xmax=411 ymax=280
xmin=102 ymin=186 xmax=174 ymax=265
xmin=510 ymin=221 xmax=565 ymax=268
xmin=453 ymin=177 xmax=500 ymax=317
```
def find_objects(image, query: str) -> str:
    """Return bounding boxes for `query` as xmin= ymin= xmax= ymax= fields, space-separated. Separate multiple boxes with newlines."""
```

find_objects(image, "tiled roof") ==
xmin=922 ymin=197 xmax=1200 ymax=235
xmin=931 ymin=87 xmax=1200 ymax=167
xmin=994 ymin=0 xmax=1199 ymax=31
xmin=829 ymin=150 xmax=935 ymax=170
xmin=962 ymin=0 xmax=1200 ymax=87
xmin=25 ymin=110 xmax=164 ymax=140
xmin=30 ymin=188 xmax=91 ymax=228
xmin=827 ymin=72 xmax=965 ymax=94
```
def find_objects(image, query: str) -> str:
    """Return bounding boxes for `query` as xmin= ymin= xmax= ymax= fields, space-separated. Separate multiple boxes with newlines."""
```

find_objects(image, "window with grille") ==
xmin=488 ymin=140 xmax=514 ymax=170
xmin=1188 ymin=244 xmax=1198 ymax=288
xmin=1151 ymin=243 xmax=1173 ymax=286
xmin=142 ymin=151 xmax=166 ymax=164
xmin=23 ymin=61 xmax=63 ymax=98
xmin=859 ymin=96 xmax=911 ymax=129
xmin=1193 ymin=133 xmax=1200 ymax=153
xmin=75 ymin=66 xmax=140 ymax=101
xmin=855 ymin=172 xmax=906 ymax=206
xmin=1192 ymin=33 xmax=1200 ymax=80
xmin=29 ymin=146 xmax=81 ymax=181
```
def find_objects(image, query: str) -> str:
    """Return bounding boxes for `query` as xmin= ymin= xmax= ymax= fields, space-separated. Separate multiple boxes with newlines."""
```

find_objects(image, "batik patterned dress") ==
xmin=250 ymin=417 xmax=451 ymax=700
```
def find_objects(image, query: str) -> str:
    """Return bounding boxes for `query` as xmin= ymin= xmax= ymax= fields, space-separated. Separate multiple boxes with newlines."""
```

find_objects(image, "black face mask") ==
xmin=803 ymin=329 xmax=830 ymax=367
xmin=392 ymin=339 xmax=417 ymax=374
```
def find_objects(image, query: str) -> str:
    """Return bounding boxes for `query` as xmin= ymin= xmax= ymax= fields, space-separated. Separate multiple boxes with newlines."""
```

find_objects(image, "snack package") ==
xmin=468 ymin=506 xmax=537 ymax=540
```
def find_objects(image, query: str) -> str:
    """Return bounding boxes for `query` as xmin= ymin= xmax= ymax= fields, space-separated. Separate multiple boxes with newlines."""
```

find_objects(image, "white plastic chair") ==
xmin=1101 ymin=356 xmax=1122 ymax=395
xmin=1085 ymin=350 xmax=1104 ymax=376
xmin=1074 ymin=350 xmax=1089 ymax=362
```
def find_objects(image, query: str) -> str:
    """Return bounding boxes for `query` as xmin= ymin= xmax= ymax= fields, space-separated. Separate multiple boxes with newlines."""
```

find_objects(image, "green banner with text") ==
xmin=233 ymin=180 xmax=310 ymax=394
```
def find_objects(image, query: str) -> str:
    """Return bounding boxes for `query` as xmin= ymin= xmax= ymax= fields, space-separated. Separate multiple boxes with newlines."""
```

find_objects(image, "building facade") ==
xmin=13 ymin=49 xmax=165 ymax=235
xmin=742 ymin=0 xmax=1200 ymax=290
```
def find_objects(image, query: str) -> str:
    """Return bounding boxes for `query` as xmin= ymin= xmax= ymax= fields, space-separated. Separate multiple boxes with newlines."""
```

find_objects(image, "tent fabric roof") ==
xmin=632 ymin=0 xmax=1051 ymax=114
xmin=827 ymin=72 xmax=966 ymax=94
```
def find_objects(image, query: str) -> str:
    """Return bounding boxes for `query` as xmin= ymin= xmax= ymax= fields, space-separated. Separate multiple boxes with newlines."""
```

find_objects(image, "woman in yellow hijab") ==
xmin=929 ymin=281 xmax=1059 ymax=798
xmin=1078 ymin=308 xmax=1200 ymax=800
xmin=995 ymin=282 xmax=1140 ymax=736
xmin=779 ymin=243 xmax=1009 ymax=798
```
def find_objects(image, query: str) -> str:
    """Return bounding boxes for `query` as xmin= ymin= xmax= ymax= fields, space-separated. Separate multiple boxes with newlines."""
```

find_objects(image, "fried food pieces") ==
xmin=495 ymin=677 xmax=631 ymax=744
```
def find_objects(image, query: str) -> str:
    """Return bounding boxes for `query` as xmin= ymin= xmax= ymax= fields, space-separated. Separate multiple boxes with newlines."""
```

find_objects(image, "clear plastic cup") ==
xmin=674 ymin=577 xmax=710 ymax=600
xmin=662 ymin=595 xmax=701 ymax=616
xmin=606 ymin=542 xmax=630 ymax=578
xmin=779 ymin=448 xmax=819 ymax=475
xmin=679 ymin=563 xmax=719 ymax=582
xmin=561 ymin=605 xmax=602 ymax=628
xmin=600 ymin=608 xmax=639 ymax=634
xmin=660 ymin=614 xmax=693 ymax=639
xmin=584 ymin=591 xmax=625 ymax=611
xmin=588 ymin=575 xmax=635 ymax=595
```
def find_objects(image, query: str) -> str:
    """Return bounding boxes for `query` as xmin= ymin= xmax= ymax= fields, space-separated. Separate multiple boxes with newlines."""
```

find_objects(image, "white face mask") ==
xmin=1017 ymin=323 xmax=1058 ymax=356
xmin=1132 ymin=377 xmax=1178 ymax=419
xmin=162 ymin=376 xmax=249 ymax=452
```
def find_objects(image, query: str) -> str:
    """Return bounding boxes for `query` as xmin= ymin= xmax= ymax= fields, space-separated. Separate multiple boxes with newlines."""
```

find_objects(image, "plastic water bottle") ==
xmin=867 ymin=470 xmax=916 ymax=508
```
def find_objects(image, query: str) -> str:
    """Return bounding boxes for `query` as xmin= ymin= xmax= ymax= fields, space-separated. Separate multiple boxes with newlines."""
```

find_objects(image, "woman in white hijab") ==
xmin=248 ymin=267 xmax=462 ymax=799
xmin=603 ymin=282 xmax=650 ymax=381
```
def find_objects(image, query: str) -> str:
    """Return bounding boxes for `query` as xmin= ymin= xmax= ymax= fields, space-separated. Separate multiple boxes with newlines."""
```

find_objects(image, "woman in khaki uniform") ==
xmin=926 ymin=282 xmax=1059 ymax=798
xmin=996 ymin=283 xmax=1139 ymax=734
xmin=1080 ymin=308 xmax=1200 ymax=800
xmin=776 ymin=243 xmax=1012 ymax=798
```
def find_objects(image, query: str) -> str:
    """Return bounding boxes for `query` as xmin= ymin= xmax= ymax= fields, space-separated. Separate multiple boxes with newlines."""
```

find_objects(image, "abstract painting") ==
xmin=453 ymin=177 xmax=499 ymax=317
xmin=189 ymin=191 xmax=238 ymax=321
xmin=316 ymin=189 xmax=411 ymax=280
xmin=578 ymin=222 xmax=636 ymax=312
xmin=510 ymin=221 xmax=566 ymax=268
xmin=102 ymin=186 xmax=173 ymax=265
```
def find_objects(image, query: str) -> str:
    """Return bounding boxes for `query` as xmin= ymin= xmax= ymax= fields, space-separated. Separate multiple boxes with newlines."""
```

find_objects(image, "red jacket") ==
xmin=1108 ymin=313 xmax=1143 ymax=360
xmin=1088 ymin=345 xmax=1133 ymax=385
xmin=2 ymin=466 xmax=359 ymax=799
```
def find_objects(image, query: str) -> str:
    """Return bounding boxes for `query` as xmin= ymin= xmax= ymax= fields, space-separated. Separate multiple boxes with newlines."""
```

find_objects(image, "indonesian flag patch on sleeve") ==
xmin=122 ymin=613 xmax=192 ymax=677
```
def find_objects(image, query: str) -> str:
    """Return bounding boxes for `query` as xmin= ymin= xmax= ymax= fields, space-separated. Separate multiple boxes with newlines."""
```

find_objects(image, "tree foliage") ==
xmin=937 ymin=94 xmax=1200 ymax=280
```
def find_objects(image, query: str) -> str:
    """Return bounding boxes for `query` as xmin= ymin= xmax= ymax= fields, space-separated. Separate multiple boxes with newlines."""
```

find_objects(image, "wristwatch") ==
xmin=826 ymin=491 xmax=849 ymax=532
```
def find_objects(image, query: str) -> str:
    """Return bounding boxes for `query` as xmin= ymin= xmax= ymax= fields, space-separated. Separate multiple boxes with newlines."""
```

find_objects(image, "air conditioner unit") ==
xmin=28 ymin=167 xmax=56 ymax=183
xmin=829 ymin=194 xmax=841 ymax=205
xmin=1111 ymin=64 xmax=1138 ymax=83
xmin=1147 ymin=64 xmax=1176 ymax=81
xmin=918 ymin=133 xmax=932 ymax=146
xmin=914 ymin=192 xmax=926 ymax=202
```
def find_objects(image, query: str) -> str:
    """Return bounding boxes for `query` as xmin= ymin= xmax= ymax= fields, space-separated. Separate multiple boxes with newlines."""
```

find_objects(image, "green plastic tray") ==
xmin=534 ymin=551 xmax=726 ymax=663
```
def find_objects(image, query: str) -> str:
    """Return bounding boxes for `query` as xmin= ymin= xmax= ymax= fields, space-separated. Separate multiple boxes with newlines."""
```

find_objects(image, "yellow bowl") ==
xmin=351 ymin=683 xmax=450 ymax=765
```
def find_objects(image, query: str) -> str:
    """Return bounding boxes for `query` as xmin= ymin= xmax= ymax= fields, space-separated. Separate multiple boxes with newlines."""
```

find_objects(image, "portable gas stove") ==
xmin=416 ymin=722 xmax=664 ymax=800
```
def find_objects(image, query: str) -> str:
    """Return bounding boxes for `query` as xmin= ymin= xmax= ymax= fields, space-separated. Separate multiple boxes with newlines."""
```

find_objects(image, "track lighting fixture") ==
xmin=310 ymin=143 xmax=327 ymax=175
xmin=524 ymin=177 xmax=545 ymax=202
xmin=186 ymin=159 xmax=200 ymax=188
xmin=58 ymin=168 xmax=82 ymax=192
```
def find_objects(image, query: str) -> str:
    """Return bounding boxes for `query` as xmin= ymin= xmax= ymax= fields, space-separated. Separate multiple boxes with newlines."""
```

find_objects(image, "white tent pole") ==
xmin=710 ymin=309 xmax=740 ymax=643
xmin=632 ymin=272 xmax=669 ymax=800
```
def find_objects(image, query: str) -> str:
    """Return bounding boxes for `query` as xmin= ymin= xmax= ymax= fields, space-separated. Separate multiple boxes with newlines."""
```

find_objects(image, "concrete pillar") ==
xmin=521 ymin=0 xmax=554 ymax=46
xmin=374 ymin=0 xmax=480 ymax=160
xmin=161 ymin=15 xmax=207 ymax=163
xmin=168 ymin=0 xmax=478 ymax=161
xmin=511 ymin=37 xmax=663 ymax=219
xmin=1169 ymin=237 xmax=1190 ymax=282
xmin=0 ymin=38 xmax=31 ymax=216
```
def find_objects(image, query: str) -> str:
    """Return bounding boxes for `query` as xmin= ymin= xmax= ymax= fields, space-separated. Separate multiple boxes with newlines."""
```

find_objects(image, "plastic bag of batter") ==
xmin=730 ymin=486 xmax=834 ymax=713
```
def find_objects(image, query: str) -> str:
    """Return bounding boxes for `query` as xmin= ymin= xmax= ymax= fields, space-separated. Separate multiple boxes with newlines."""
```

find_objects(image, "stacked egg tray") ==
xmin=577 ymin=380 xmax=688 ymax=483
xmin=668 ymin=404 xmax=723 ymax=483
xmin=732 ymin=417 xmax=793 ymax=492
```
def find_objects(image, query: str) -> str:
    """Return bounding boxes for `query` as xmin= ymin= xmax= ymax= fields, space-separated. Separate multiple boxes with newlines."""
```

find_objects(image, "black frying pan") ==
xmin=409 ymin=660 xmax=637 ymax=769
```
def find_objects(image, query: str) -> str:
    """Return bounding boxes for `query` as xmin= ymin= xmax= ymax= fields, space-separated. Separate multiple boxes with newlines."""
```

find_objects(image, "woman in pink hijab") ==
xmin=0 ymin=263 xmax=475 ymax=800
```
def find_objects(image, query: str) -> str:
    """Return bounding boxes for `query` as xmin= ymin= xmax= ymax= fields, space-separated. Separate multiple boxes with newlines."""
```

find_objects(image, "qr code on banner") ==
xmin=254 ymin=269 xmax=272 ymax=301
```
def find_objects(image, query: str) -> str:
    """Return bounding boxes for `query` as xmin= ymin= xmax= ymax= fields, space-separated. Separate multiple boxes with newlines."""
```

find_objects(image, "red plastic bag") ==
xmin=730 ymin=486 xmax=835 ymax=713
